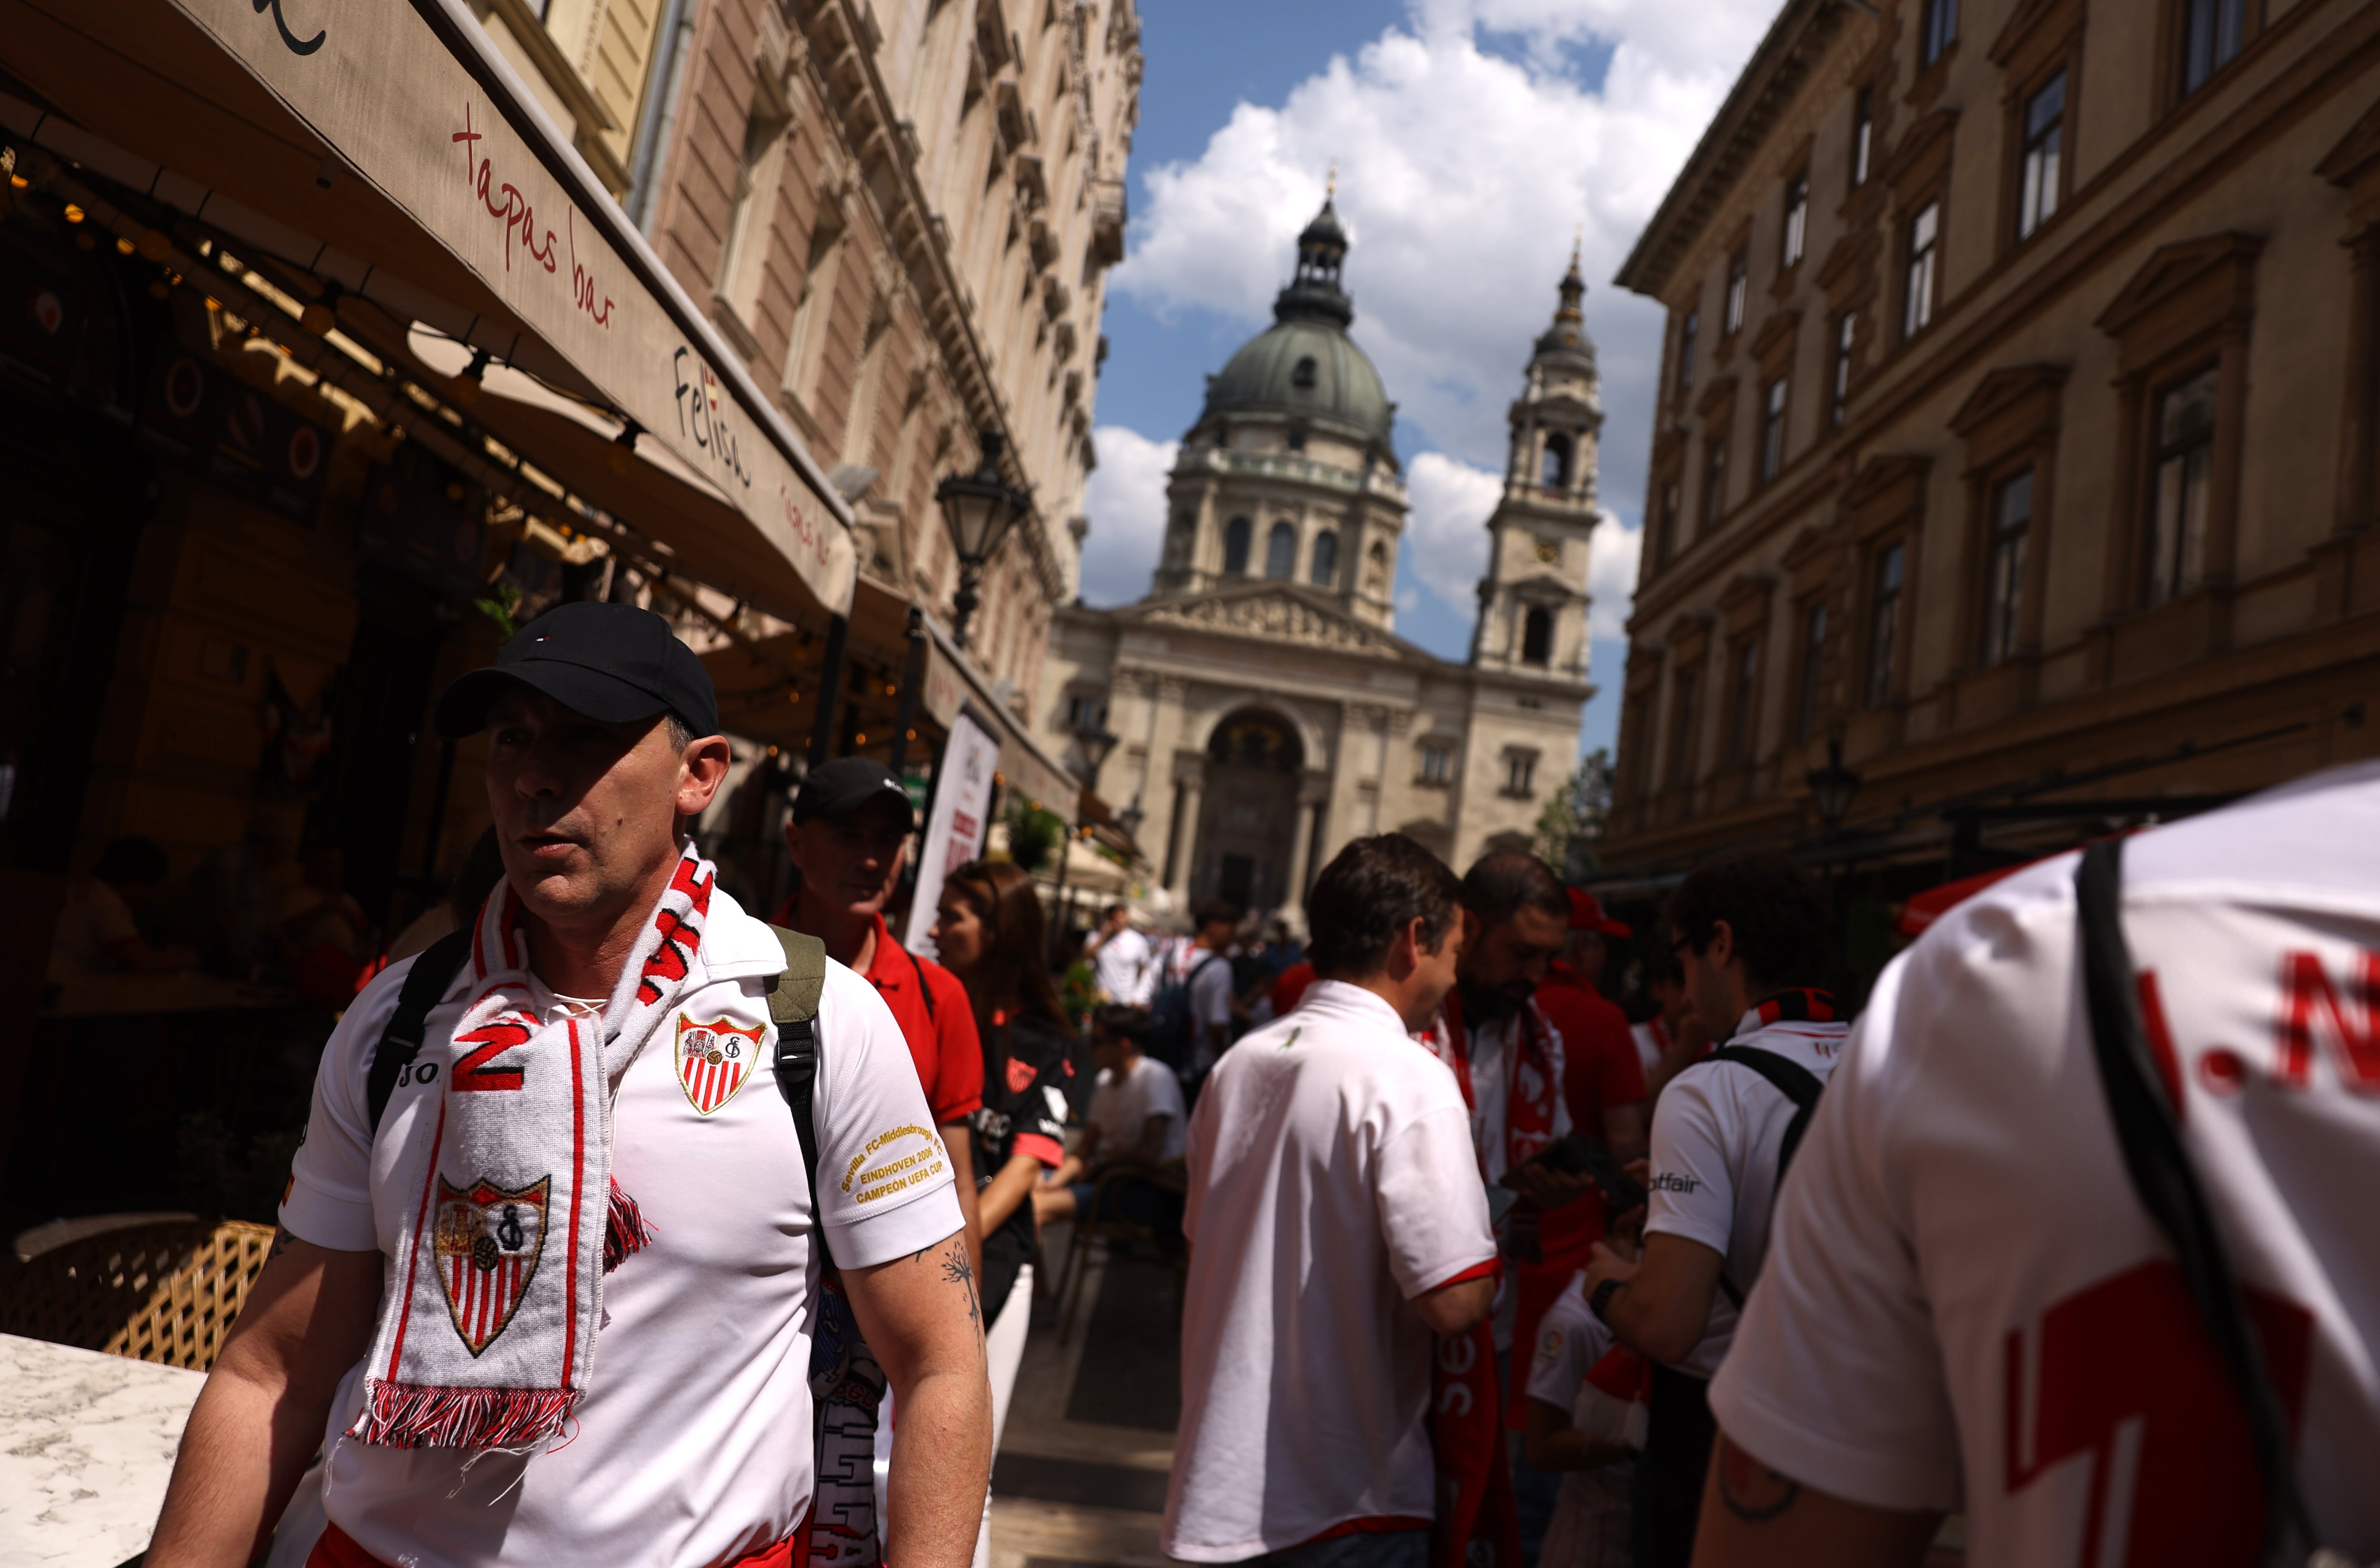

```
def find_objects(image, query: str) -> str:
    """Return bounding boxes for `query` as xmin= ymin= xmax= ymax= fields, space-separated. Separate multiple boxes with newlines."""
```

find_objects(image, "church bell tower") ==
xmin=1470 ymin=248 xmax=1603 ymax=678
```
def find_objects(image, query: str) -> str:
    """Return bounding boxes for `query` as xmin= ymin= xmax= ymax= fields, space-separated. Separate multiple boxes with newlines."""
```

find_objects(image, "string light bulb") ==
xmin=299 ymin=280 xmax=341 ymax=336
xmin=115 ymin=236 xmax=135 ymax=256
xmin=450 ymin=346 xmax=491 ymax=406
xmin=61 ymin=203 xmax=83 ymax=223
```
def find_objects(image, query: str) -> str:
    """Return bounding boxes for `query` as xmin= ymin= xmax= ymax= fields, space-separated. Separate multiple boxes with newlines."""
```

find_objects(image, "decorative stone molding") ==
xmin=1142 ymin=590 xmax=1402 ymax=656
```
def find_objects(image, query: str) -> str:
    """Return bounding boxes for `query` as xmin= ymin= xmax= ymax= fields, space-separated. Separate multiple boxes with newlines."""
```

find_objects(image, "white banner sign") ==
xmin=903 ymin=711 xmax=1001 ymax=958
xmin=167 ymin=0 xmax=856 ymax=615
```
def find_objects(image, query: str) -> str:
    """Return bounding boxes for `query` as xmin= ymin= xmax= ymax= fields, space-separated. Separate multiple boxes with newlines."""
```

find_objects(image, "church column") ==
xmin=1165 ymin=749 xmax=1205 ymax=901
xmin=1279 ymin=769 xmax=1333 ymax=924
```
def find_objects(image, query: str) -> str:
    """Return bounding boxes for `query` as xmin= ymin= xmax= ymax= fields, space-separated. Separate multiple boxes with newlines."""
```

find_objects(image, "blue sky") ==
xmin=1078 ymin=0 xmax=1776 ymax=760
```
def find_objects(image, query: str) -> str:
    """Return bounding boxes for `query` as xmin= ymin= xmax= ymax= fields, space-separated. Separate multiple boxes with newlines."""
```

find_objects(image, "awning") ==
xmin=917 ymin=615 xmax=1081 ymax=818
xmin=5 ymin=0 xmax=855 ymax=618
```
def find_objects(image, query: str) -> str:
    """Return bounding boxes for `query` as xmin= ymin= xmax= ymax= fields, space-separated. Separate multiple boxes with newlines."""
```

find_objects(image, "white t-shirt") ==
xmin=1643 ymin=1004 xmax=1846 ymax=1378
xmin=1709 ymin=764 xmax=2380 ymax=1562
xmin=1087 ymin=1053 xmax=1186 ymax=1165
xmin=48 ymin=877 xmax=139 ymax=979
xmin=1165 ymin=981 xmax=1496 ymax=1561
xmin=1185 ymin=947 xmax=1234 ymax=1067
xmin=281 ymin=889 xmax=964 ymax=1568
xmin=1091 ymin=925 xmax=1153 ymax=1006
xmin=1629 ymin=1019 xmax=1667 ymax=1083
xmin=1526 ymin=1273 xmax=1640 ymax=1568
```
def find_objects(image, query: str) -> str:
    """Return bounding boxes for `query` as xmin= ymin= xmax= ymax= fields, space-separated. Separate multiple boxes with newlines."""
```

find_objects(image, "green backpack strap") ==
xmin=766 ymin=926 xmax=831 ymax=1268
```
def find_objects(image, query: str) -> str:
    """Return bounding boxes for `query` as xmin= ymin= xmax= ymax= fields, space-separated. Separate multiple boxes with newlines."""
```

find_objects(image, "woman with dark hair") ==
xmin=931 ymin=858 xmax=1073 ymax=1327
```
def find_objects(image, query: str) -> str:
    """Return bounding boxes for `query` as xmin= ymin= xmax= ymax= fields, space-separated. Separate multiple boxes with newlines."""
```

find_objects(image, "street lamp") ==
xmin=1116 ymin=795 xmax=1146 ymax=842
xmin=935 ymin=428 xmax=1030 ymax=649
xmin=1073 ymin=721 xmax=1120 ymax=790
xmin=1805 ymin=736 xmax=1863 ymax=827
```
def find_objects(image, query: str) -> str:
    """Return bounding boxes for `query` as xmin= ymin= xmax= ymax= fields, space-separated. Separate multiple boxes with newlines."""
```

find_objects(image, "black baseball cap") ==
xmin=792 ymin=757 xmax=916 ymax=829
xmin=433 ymin=601 xmax=720 ymax=739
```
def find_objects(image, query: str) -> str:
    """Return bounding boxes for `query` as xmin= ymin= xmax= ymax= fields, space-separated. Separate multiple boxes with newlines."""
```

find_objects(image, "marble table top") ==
xmin=0 ymin=1333 xmax=204 ymax=1568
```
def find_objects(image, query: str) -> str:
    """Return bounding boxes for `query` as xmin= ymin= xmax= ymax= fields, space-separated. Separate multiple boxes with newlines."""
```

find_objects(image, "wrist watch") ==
xmin=1589 ymin=1276 xmax=1626 ymax=1323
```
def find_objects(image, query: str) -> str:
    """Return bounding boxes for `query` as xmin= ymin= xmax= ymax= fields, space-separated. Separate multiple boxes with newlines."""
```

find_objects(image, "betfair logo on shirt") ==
xmin=1648 ymin=1171 xmax=1702 ymax=1194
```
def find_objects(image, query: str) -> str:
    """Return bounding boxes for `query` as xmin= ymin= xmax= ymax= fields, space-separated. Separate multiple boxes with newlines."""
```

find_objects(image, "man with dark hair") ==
xmin=1167 ymin=834 xmax=1494 ymax=1568
xmin=1031 ymin=1004 xmax=1182 ymax=1232
xmin=1580 ymin=851 xmax=1843 ymax=1568
xmin=50 ymin=835 xmax=193 ymax=980
xmin=1085 ymin=902 xmax=1154 ymax=1006
xmin=1185 ymin=898 xmax=1242 ymax=1072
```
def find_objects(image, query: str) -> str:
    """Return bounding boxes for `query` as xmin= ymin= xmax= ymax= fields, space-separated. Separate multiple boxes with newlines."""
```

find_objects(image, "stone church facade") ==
xmin=1037 ymin=202 xmax=1606 ymax=919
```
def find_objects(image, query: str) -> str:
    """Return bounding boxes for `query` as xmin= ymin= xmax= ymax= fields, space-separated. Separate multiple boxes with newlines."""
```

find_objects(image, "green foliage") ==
xmin=1534 ymin=747 xmax=1615 ymax=880
xmin=475 ymin=580 xmax=526 ymax=639
xmin=1005 ymin=800 xmax=1063 ymax=874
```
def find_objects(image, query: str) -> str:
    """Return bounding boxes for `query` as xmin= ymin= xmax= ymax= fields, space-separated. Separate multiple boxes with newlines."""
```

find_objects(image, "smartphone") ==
xmin=1502 ymin=1133 xmax=1645 ymax=1213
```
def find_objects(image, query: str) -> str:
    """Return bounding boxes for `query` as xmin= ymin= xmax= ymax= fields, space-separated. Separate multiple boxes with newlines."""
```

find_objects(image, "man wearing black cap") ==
xmin=781 ymin=756 xmax=985 ymax=1267
xmin=150 ymin=603 xmax=993 ymax=1568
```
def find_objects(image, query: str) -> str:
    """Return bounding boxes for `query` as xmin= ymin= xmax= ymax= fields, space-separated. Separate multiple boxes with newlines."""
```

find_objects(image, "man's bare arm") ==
xmin=1690 ymin=1430 xmax=1941 ymax=1568
xmin=842 ymin=1232 xmax=994 ymax=1568
xmin=1587 ymin=1232 xmax=1724 ymax=1366
xmin=1522 ymin=1395 xmax=1631 ymax=1474
xmin=1409 ymin=1274 xmax=1496 ymax=1336
xmin=940 ymin=1122 xmax=983 ymax=1283
xmin=148 ymin=1231 xmax=382 ymax=1568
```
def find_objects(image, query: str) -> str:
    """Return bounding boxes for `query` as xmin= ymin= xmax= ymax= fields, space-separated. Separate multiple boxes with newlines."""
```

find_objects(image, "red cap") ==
xmin=1567 ymin=887 xmax=1632 ymax=938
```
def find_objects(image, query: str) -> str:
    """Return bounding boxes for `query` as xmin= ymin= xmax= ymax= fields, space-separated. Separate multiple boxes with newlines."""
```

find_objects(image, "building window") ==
xmin=1830 ymin=314 xmax=1856 ymax=427
xmin=1655 ymin=479 xmax=1681 ymax=570
xmin=1286 ymin=428 xmax=1308 ymax=451
xmin=2018 ymin=72 xmax=2066 ymax=241
xmin=1417 ymin=741 xmax=1455 ymax=785
xmin=2145 ymin=365 xmax=2218 ymax=606
xmin=1702 ymin=435 xmax=1730 ymax=528
xmin=1676 ymin=309 xmax=1698 ymax=393
xmin=1264 ymin=521 xmax=1297 ymax=580
xmin=1904 ymin=201 xmax=1941 ymax=339
xmin=2181 ymin=0 xmax=2247 ymax=97
xmin=1982 ymin=469 xmax=2032 ymax=664
xmin=1504 ymin=749 xmax=1540 ymax=797
xmin=1760 ymin=377 xmax=1788 ymax=482
xmin=1669 ymin=669 xmax=1701 ymax=785
xmin=1292 ymin=355 xmax=1319 ymax=388
xmin=1781 ymin=171 xmax=1809 ymax=270
xmin=1541 ymin=432 xmax=1573 ymax=489
xmin=1065 ymin=692 xmax=1108 ymax=729
xmin=1851 ymin=87 xmax=1874 ymax=187
xmin=1724 ymin=247 xmax=1749 ymax=336
xmin=1865 ymin=542 xmax=1905 ymax=706
xmin=1795 ymin=601 xmax=1829 ymax=740
xmin=1223 ymin=516 xmax=1252 ymax=575
xmin=1310 ymin=529 xmax=1338 ymax=587
xmin=1521 ymin=607 xmax=1554 ymax=666
xmin=1922 ymin=0 xmax=1958 ymax=68
xmin=1725 ymin=638 xmax=1761 ymax=766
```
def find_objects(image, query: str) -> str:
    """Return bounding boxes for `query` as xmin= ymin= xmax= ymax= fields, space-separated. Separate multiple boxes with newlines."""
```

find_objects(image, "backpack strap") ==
xmin=906 ymin=943 xmax=937 ymax=1022
xmin=1702 ymin=1044 xmax=1826 ymax=1310
xmin=365 ymin=930 xmax=472 ymax=1132
xmin=766 ymin=925 xmax=832 ymax=1269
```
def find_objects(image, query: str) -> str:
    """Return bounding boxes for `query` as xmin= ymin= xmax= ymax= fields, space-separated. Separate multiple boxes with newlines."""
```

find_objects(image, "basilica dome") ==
xmin=1195 ymin=198 xmax=1396 ymax=455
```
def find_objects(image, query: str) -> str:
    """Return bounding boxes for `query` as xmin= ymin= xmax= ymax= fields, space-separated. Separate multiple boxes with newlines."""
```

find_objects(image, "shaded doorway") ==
xmin=1191 ymin=709 xmax=1301 ymax=913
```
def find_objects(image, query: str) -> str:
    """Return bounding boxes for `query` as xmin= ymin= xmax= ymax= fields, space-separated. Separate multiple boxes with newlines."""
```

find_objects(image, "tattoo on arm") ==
xmin=941 ymin=1241 xmax=982 ymax=1333
xmin=1716 ymin=1435 xmax=1802 ymax=1523
xmin=266 ymin=1226 xmax=295 ymax=1264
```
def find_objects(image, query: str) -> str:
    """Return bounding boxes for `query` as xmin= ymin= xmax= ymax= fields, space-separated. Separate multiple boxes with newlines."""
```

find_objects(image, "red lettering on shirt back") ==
xmin=2271 ymin=949 xmax=2380 ymax=1091
xmin=2001 ymin=1260 xmax=2312 ymax=1567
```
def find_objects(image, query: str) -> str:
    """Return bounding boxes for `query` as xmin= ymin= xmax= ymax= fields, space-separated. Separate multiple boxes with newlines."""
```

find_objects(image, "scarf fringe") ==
xmin=604 ymin=1177 xmax=655 ymax=1273
xmin=353 ymin=1379 xmax=579 ymax=1450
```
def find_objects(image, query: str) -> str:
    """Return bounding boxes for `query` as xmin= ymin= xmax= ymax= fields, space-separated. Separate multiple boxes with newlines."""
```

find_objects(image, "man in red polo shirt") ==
xmin=1538 ymin=889 xmax=1647 ymax=1154
xmin=782 ymin=758 xmax=984 ymax=1257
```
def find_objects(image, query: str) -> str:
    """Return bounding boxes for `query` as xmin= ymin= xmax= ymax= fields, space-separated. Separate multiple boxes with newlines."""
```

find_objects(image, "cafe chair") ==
xmin=1054 ymin=1166 xmax=1187 ymax=1346
xmin=0 ymin=1216 xmax=277 ymax=1372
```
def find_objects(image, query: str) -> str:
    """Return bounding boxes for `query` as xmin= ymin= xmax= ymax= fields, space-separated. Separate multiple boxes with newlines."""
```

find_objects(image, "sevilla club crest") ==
xmin=432 ymin=1175 xmax=549 ymax=1356
xmin=676 ymin=1013 xmax=765 ymax=1115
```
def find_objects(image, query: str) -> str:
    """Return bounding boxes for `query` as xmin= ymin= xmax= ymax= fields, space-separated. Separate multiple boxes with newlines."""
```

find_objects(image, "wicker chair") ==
xmin=0 ymin=1217 xmax=277 ymax=1372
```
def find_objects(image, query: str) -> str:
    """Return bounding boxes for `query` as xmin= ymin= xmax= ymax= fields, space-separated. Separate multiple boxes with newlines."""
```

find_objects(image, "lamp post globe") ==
xmin=936 ymin=428 xmax=1029 ymax=649
xmin=1805 ymin=736 xmax=1863 ymax=828
xmin=1073 ymin=722 xmax=1120 ymax=789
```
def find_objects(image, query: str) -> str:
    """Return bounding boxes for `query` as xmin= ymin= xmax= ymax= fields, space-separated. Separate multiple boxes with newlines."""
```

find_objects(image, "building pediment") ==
xmin=1122 ymin=583 xmax=1432 ymax=663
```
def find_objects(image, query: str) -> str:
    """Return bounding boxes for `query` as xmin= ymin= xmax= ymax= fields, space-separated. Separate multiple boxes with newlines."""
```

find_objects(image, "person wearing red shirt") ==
xmin=1270 ymin=958 xmax=1316 ymax=1018
xmin=781 ymin=757 xmax=984 ymax=1263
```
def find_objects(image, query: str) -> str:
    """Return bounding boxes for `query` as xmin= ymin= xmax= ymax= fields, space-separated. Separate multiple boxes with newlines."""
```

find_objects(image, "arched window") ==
xmin=1522 ymin=606 xmax=1554 ymax=666
xmin=1309 ymin=529 xmax=1339 ymax=586
xmin=1265 ymin=521 xmax=1297 ymax=579
xmin=1223 ymin=516 xmax=1252 ymax=575
xmin=1292 ymin=355 xmax=1319 ymax=388
xmin=1366 ymin=539 xmax=1390 ymax=591
xmin=1540 ymin=432 xmax=1572 ymax=489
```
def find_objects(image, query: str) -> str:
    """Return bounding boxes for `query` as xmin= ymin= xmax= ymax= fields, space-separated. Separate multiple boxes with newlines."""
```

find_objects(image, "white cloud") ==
xmin=1079 ymin=425 xmax=1180 ymax=606
xmin=1110 ymin=0 xmax=1775 ymax=637
xmin=1586 ymin=510 xmax=1642 ymax=639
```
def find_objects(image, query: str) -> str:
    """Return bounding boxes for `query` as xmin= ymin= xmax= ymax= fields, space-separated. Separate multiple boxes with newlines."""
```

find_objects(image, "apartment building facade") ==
xmin=1603 ymin=0 xmax=2380 ymax=876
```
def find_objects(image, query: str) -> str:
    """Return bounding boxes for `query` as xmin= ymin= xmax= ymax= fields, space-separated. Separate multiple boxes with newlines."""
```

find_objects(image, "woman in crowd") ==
xmin=931 ymin=858 xmax=1075 ymax=1327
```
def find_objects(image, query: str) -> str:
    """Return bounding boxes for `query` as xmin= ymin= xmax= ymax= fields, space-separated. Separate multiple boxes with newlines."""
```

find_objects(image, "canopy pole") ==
xmin=808 ymin=614 xmax=850 ymax=767
xmin=888 ymin=608 xmax=927 ymax=776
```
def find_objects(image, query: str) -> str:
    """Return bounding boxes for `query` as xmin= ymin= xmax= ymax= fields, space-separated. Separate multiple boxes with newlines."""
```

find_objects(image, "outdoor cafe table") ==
xmin=0 ymin=1332 xmax=202 ymax=1567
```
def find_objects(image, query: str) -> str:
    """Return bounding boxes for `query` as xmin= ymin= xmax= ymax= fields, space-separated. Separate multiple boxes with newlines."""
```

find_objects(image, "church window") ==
xmin=1224 ymin=516 xmax=1252 ymax=575
xmin=1540 ymin=432 xmax=1572 ymax=489
xmin=1265 ymin=522 xmax=1297 ymax=579
xmin=1521 ymin=607 xmax=1554 ymax=667
xmin=1292 ymin=355 xmax=1319 ymax=388
xmin=1502 ymin=748 xmax=1540 ymax=797
xmin=1065 ymin=692 xmax=1108 ymax=729
xmin=1310 ymin=529 xmax=1339 ymax=586
xmin=1287 ymin=427 xmax=1308 ymax=451
xmin=1366 ymin=540 xmax=1390 ymax=592
xmin=1417 ymin=741 xmax=1455 ymax=785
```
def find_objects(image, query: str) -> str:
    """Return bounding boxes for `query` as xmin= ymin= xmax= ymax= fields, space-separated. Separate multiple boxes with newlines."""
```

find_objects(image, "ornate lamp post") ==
xmin=934 ymin=428 xmax=1030 ymax=649
xmin=1072 ymin=721 xmax=1120 ymax=791
xmin=1805 ymin=736 xmax=1864 ymax=827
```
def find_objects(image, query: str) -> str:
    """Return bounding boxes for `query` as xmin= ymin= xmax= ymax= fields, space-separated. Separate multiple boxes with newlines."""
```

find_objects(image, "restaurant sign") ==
xmin=165 ymin=0 xmax=857 ymax=616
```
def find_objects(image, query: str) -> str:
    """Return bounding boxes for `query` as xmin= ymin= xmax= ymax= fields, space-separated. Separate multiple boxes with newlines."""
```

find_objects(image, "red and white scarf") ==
xmin=348 ymin=846 xmax=714 ymax=1450
xmin=1424 ymin=991 xmax=1562 ymax=1176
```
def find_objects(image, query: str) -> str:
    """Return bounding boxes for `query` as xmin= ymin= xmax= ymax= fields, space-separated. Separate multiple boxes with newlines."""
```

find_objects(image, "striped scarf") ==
xmin=347 ymin=845 xmax=713 ymax=1449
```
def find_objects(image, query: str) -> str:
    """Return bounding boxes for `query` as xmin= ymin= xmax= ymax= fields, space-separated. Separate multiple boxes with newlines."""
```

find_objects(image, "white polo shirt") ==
xmin=281 ymin=888 xmax=963 ymax=1568
xmin=1091 ymin=924 xmax=1153 ymax=1006
xmin=1164 ymin=981 xmax=1496 ymax=1562
xmin=1642 ymin=1002 xmax=1846 ymax=1379
xmin=1709 ymin=764 xmax=2380 ymax=1561
xmin=1087 ymin=1053 xmax=1186 ymax=1165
